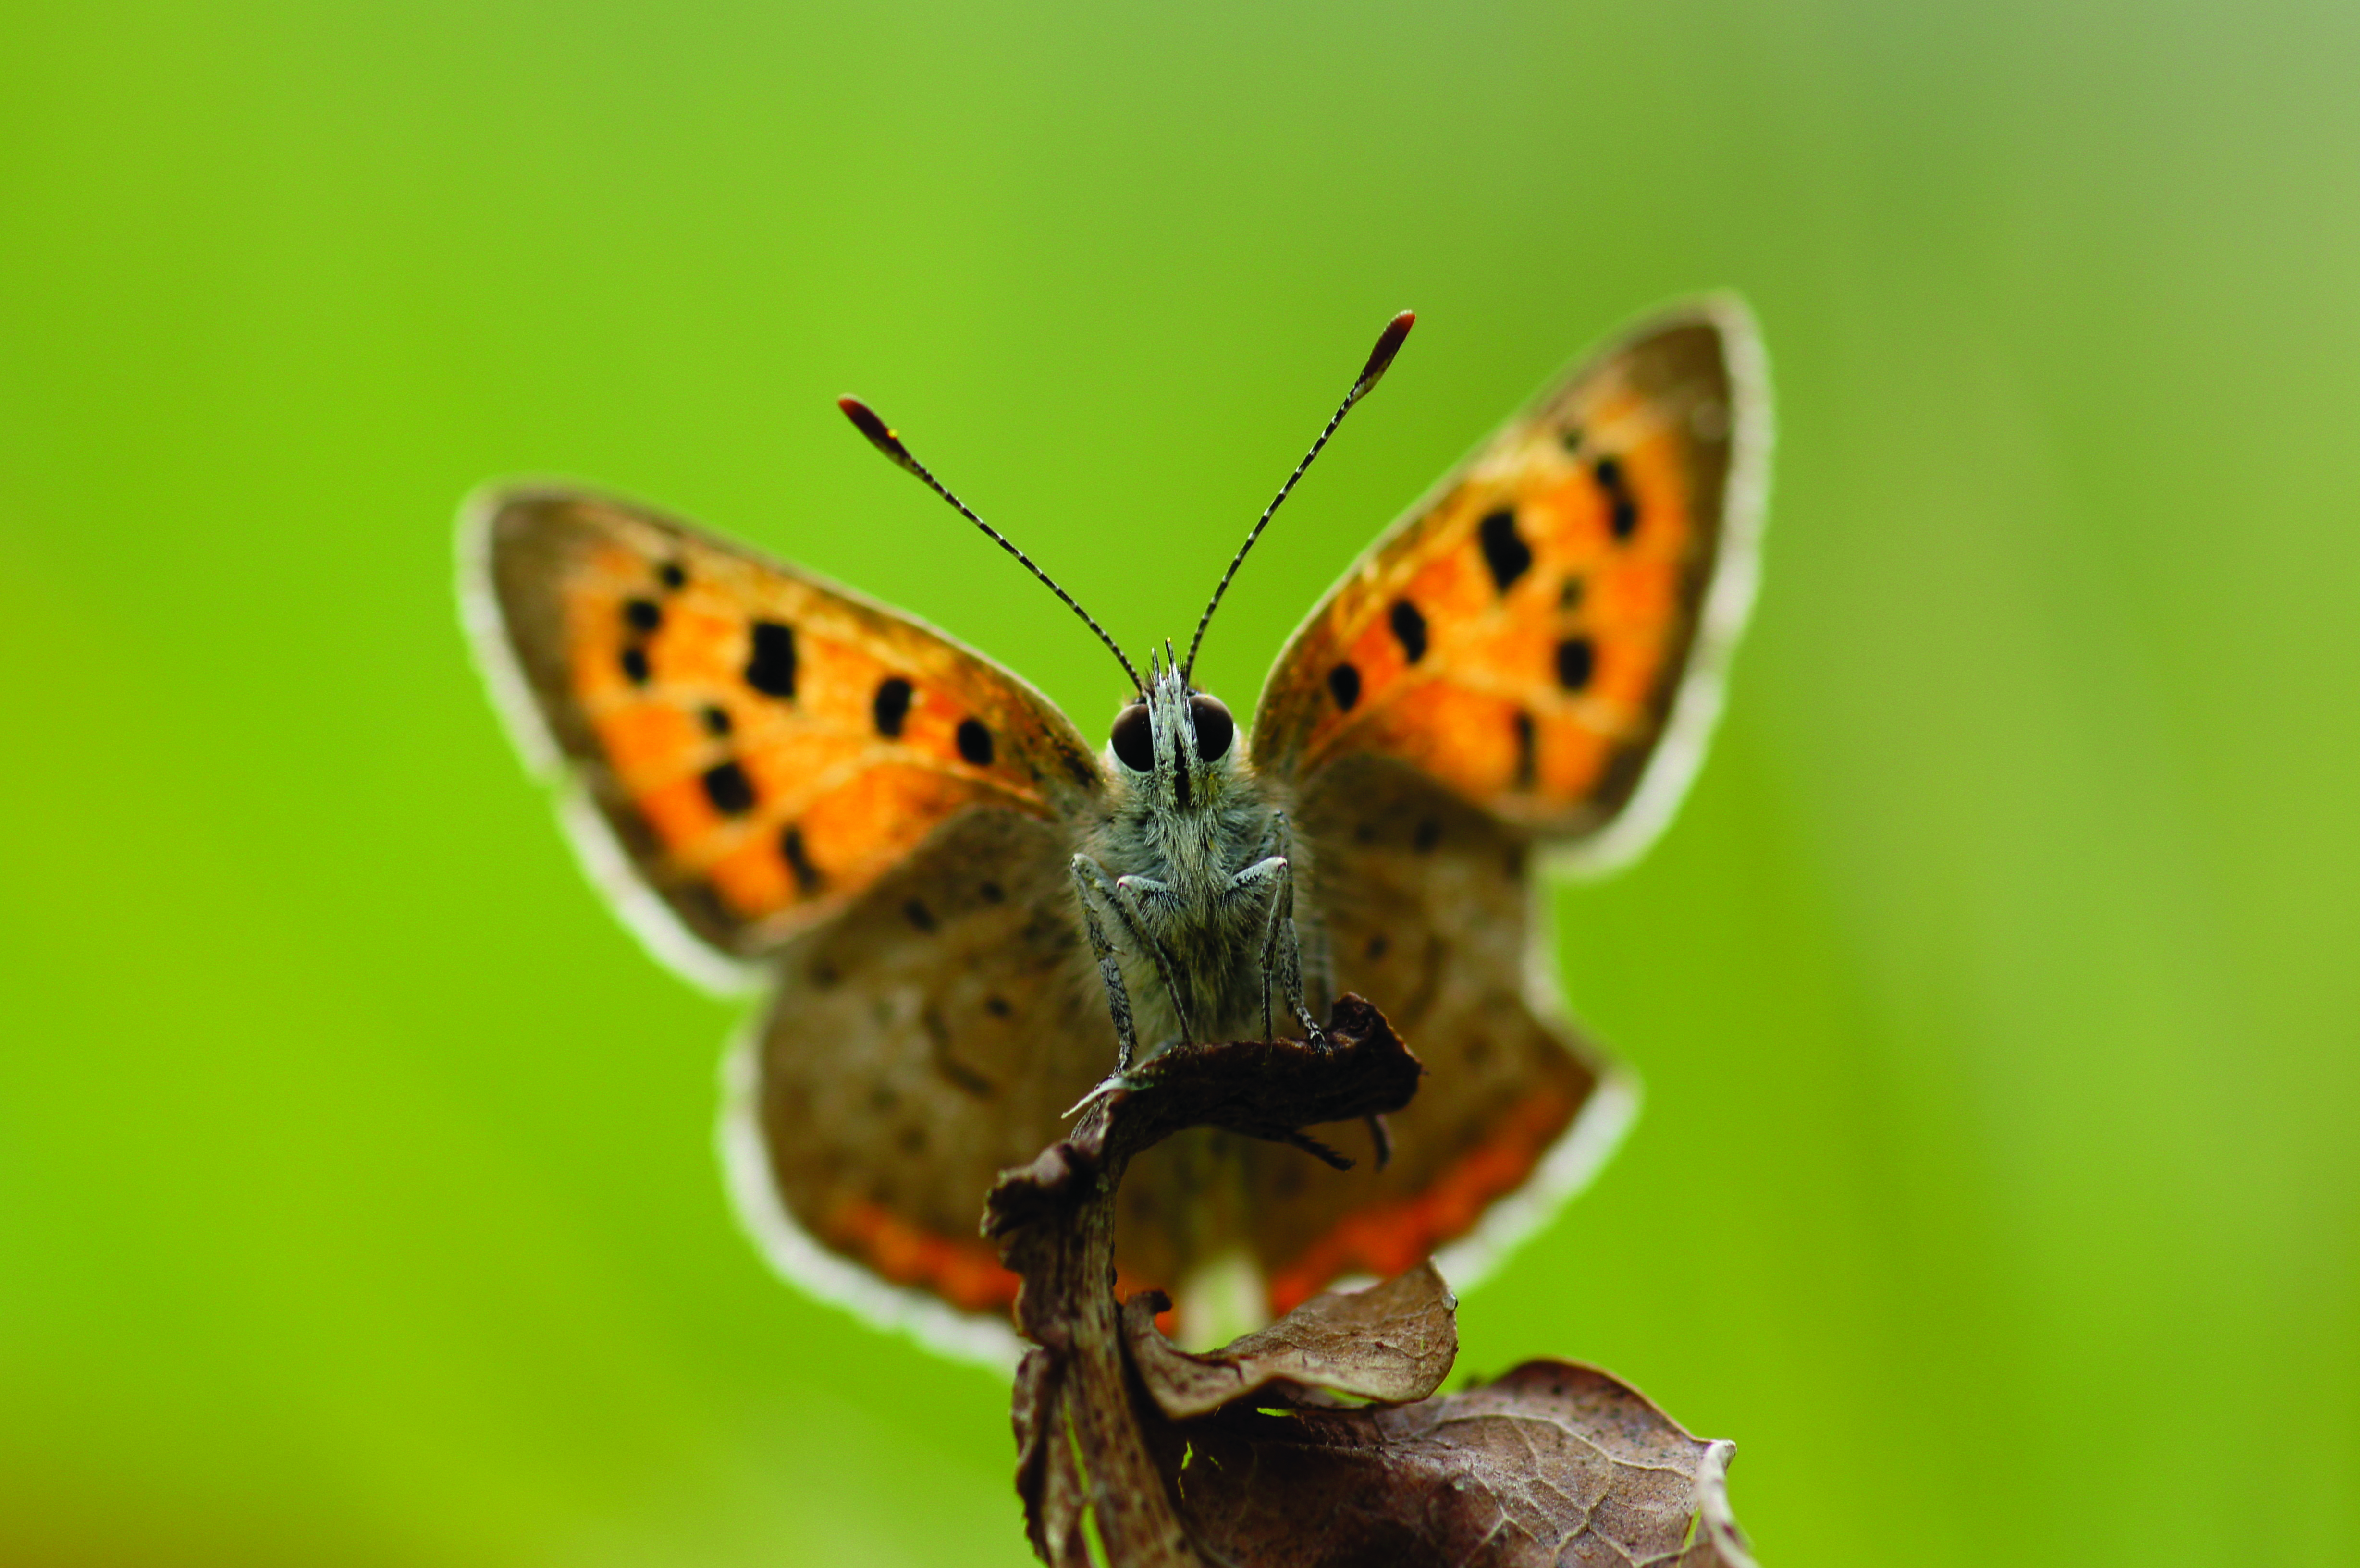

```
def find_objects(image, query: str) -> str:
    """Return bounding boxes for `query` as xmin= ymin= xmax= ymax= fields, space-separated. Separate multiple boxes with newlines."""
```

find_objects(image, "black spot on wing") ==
xmin=619 ymin=647 xmax=650 ymax=685
xmin=956 ymin=718 xmax=994 ymax=766
xmin=979 ymin=880 xmax=1005 ymax=903
xmin=623 ymin=598 xmax=662 ymax=633
xmin=1595 ymin=456 xmax=1639 ymax=540
xmin=873 ymin=676 xmax=912 ymax=737
xmin=701 ymin=760 xmax=756 ymax=814
xmin=1478 ymin=508 xmax=1533 ymax=591
xmin=985 ymin=995 xmax=1012 ymax=1017
xmin=657 ymin=561 xmax=687 ymax=590
xmin=780 ymin=825 xmax=824 ymax=892
xmin=701 ymin=704 xmax=732 ymax=736
xmin=1328 ymin=663 xmax=1362 ymax=711
xmin=745 ymin=621 xmax=798 ymax=698
xmin=1559 ymin=576 xmax=1585 ymax=610
xmin=1413 ymin=818 xmax=1441 ymax=853
xmin=1388 ymin=599 xmax=1428 ymax=664
xmin=921 ymin=1006 xmax=996 ymax=1099
xmin=903 ymin=898 xmax=935 ymax=932
xmin=1555 ymin=637 xmax=1595 ymax=691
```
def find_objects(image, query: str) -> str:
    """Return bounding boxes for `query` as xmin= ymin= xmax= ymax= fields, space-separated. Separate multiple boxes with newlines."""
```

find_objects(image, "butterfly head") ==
xmin=1106 ymin=645 xmax=1239 ymax=814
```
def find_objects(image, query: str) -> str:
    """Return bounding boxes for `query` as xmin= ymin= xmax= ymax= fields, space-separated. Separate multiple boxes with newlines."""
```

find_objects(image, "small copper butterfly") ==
xmin=460 ymin=299 xmax=1771 ymax=1362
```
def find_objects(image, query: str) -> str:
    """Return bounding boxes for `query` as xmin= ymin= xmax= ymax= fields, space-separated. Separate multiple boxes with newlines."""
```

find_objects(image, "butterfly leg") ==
xmin=1072 ymin=855 xmax=1200 ymax=1072
xmin=1069 ymin=855 xmax=1143 ymax=1073
xmin=1232 ymin=845 xmax=1324 ymax=1050
xmin=1106 ymin=871 xmax=1201 ymax=1046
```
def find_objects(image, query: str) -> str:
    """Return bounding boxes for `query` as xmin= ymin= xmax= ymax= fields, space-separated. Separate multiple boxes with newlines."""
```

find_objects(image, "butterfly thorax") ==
xmin=1080 ymin=662 xmax=1291 ymax=1049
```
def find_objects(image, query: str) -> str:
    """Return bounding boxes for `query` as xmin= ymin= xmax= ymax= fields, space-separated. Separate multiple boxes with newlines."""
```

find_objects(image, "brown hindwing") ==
xmin=741 ymin=809 xmax=1113 ymax=1329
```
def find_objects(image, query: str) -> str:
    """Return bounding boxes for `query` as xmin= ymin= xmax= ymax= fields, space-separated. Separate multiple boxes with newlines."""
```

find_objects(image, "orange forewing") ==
xmin=1254 ymin=305 xmax=1759 ymax=842
xmin=471 ymin=486 xmax=1104 ymax=958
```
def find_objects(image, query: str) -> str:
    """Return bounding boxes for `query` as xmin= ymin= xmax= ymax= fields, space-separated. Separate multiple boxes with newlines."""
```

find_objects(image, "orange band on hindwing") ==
xmin=1264 ymin=1086 xmax=1578 ymax=1316
xmin=824 ymin=1199 xmax=1022 ymax=1314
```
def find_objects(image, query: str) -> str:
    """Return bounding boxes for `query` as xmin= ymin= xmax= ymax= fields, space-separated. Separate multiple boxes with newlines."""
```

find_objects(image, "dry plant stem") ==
xmin=987 ymin=995 xmax=1424 ymax=1568
xmin=1008 ymin=1138 xmax=1193 ymax=1567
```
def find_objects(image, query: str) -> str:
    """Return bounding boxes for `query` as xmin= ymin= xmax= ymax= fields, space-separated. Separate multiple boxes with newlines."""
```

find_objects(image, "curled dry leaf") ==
xmin=1059 ymin=993 xmax=1426 ymax=1167
xmin=1172 ymin=1361 xmax=1758 ymax=1568
xmin=1123 ymin=1261 xmax=1460 ymax=1421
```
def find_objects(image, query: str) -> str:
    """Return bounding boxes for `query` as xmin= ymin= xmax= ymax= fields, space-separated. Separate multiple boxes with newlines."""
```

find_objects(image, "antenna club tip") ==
xmin=1354 ymin=310 xmax=1418 ymax=398
xmin=837 ymin=395 xmax=919 ymax=471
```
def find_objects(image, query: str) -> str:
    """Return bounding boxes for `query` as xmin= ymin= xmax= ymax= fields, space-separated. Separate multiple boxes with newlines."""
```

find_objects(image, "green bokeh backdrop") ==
xmin=4 ymin=1 xmax=2355 ymax=1563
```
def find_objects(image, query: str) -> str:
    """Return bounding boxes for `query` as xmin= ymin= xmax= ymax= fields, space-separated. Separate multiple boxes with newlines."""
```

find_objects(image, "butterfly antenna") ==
xmin=1180 ymin=310 xmax=1415 ymax=684
xmin=839 ymin=396 xmax=1146 ymax=696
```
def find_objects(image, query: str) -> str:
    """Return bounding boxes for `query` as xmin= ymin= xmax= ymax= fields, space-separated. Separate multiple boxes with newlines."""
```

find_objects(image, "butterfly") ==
xmin=460 ymin=298 xmax=1770 ymax=1364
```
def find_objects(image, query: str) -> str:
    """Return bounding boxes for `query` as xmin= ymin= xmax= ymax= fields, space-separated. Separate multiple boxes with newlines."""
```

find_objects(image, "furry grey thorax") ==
xmin=1070 ymin=652 xmax=1320 ymax=1063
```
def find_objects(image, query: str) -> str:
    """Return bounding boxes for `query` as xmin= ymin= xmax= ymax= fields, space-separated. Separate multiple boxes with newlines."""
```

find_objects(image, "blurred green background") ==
xmin=3 ymin=0 xmax=2355 ymax=1562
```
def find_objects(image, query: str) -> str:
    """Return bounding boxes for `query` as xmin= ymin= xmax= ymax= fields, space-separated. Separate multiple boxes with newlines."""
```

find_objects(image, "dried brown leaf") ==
xmin=1171 ymin=1361 xmax=1757 ymax=1568
xmin=1123 ymin=1262 xmax=1460 ymax=1421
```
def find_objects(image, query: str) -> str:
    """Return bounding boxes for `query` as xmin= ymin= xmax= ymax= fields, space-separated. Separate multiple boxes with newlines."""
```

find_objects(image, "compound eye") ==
xmin=1189 ymin=694 xmax=1234 ymax=761
xmin=1110 ymin=702 xmax=1155 ymax=772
